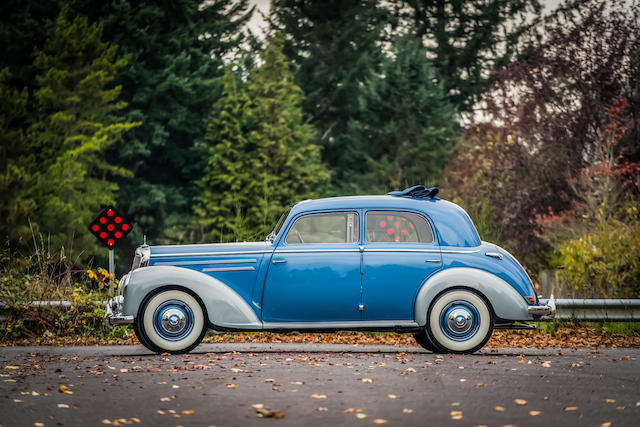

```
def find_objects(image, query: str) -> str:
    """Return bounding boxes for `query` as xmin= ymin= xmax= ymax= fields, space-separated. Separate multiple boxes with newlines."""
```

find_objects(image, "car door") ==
xmin=362 ymin=210 xmax=442 ymax=321
xmin=261 ymin=211 xmax=362 ymax=323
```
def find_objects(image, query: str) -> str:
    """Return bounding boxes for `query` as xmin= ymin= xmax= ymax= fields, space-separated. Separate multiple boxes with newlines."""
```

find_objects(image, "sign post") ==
xmin=88 ymin=206 xmax=133 ymax=295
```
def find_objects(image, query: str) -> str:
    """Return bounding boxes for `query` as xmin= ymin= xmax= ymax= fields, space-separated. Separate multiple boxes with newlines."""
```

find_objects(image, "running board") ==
xmin=495 ymin=322 xmax=537 ymax=330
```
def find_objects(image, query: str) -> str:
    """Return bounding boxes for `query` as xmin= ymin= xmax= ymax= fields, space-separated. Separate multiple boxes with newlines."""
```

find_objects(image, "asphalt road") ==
xmin=0 ymin=344 xmax=639 ymax=427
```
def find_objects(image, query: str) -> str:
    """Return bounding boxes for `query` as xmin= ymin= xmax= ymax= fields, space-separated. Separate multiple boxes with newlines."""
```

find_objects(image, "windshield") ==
xmin=266 ymin=207 xmax=291 ymax=242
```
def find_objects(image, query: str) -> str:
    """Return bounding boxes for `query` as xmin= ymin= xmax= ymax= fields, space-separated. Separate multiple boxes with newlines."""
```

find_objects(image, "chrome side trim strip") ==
xmin=262 ymin=320 xmax=420 ymax=329
xmin=155 ymin=259 xmax=257 ymax=266
xmin=151 ymin=250 xmax=272 ymax=258
xmin=275 ymin=249 xmax=360 ymax=254
xmin=202 ymin=266 xmax=256 ymax=272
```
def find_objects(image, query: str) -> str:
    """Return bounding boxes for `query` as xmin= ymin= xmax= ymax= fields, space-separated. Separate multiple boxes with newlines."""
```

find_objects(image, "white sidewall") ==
xmin=429 ymin=290 xmax=491 ymax=352
xmin=142 ymin=290 xmax=205 ymax=352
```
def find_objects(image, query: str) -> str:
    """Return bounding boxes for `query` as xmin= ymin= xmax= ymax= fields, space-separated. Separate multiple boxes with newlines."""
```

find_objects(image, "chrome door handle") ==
xmin=485 ymin=252 xmax=503 ymax=260
xmin=272 ymin=259 xmax=288 ymax=264
xmin=425 ymin=259 xmax=441 ymax=264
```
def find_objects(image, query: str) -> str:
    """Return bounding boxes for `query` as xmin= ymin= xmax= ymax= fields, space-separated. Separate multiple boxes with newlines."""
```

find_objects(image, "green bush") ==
xmin=552 ymin=206 xmax=640 ymax=297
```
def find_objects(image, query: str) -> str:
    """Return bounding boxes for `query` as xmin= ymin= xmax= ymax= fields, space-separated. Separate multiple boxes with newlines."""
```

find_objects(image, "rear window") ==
xmin=365 ymin=211 xmax=433 ymax=243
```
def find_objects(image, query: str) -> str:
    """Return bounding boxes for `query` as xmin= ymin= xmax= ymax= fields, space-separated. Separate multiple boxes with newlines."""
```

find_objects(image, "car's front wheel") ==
xmin=135 ymin=288 xmax=207 ymax=354
xmin=425 ymin=289 xmax=494 ymax=354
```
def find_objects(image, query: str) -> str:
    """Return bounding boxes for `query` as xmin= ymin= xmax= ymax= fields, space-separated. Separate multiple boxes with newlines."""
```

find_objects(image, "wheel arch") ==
xmin=123 ymin=266 xmax=262 ymax=329
xmin=414 ymin=267 xmax=532 ymax=326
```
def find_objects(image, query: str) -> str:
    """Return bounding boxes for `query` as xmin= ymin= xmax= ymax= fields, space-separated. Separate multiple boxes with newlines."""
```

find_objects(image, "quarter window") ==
xmin=366 ymin=211 xmax=433 ymax=243
xmin=286 ymin=212 xmax=359 ymax=244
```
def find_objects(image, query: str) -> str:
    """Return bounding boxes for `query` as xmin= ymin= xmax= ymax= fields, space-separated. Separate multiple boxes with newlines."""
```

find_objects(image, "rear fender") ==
xmin=414 ymin=267 xmax=533 ymax=324
xmin=122 ymin=266 xmax=261 ymax=329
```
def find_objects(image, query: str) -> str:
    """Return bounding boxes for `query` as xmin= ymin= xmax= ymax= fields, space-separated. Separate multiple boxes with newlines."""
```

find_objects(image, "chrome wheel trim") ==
xmin=439 ymin=300 xmax=480 ymax=342
xmin=152 ymin=300 xmax=194 ymax=341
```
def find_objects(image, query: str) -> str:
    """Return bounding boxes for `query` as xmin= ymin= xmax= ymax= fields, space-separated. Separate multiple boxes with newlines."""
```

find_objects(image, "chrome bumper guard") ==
xmin=104 ymin=295 xmax=134 ymax=326
xmin=527 ymin=295 xmax=557 ymax=317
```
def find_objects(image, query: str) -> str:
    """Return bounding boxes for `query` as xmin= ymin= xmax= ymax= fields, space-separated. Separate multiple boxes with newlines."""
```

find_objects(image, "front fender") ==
xmin=414 ymin=267 xmax=534 ymax=324
xmin=122 ymin=266 xmax=261 ymax=329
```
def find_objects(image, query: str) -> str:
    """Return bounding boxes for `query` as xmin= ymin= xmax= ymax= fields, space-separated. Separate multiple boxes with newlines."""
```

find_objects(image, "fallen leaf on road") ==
xmin=290 ymin=381 xmax=303 ymax=385
xmin=250 ymin=404 xmax=264 ymax=409
xmin=361 ymin=378 xmax=373 ymax=383
xmin=514 ymin=399 xmax=527 ymax=406
xmin=541 ymin=362 xmax=551 ymax=368
xmin=563 ymin=406 xmax=578 ymax=411
xmin=226 ymin=384 xmax=237 ymax=388
xmin=34 ymin=423 xmax=44 ymax=427
xmin=159 ymin=397 xmax=172 ymax=402
xmin=344 ymin=408 xmax=363 ymax=413
xmin=373 ymin=419 xmax=388 ymax=424
xmin=494 ymin=406 xmax=505 ymax=412
xmin=450 ymin=410 xmax=463 ymax=420
xmin=601 ymin=422 xmax=611 ymax=427
xmin=316 ymin=407 xmax=328 ymax=411
xmin=156 ymin=410 xmax=165 ymax=415
xmin=402 ymin=408 xmax=413 ymax=413
xmin=605 ymin=398 xmax=616 ymax=403
xmin=459 ymin=379 xmax=467 ymax=382
xmin=387 ymin=394 xmax=397 ymax=399
xmin=475 ymin=383 xmax=487 ymax=387
xmin=4 ymin=366 xmax=19 ymax=370
xmin=255 ymin=407 xmax=284 ymax=419
xmin=58 ymin=385 xmax=73 ymax=395
xmin=102 ymin=420 xmax=111 ymax=425
xmin=311 ymin=394 xmax=327 ymax=399
xmin=355 ymin=413 xmax=367 ymax=419
xmin=129 ymin=418 xmax=140 ymax=424
xmin=529 ymin=411 xmax=541 ymax=416
xmin=181 ymin=410 xmax=194 ymax=415
xmin=620 ymin=356 xmax=629 ymax=360
xmin=57 ymin=404 xmax=69 ymax=408
xmin=264 ymin=378 xmax=275 ymax=383
xmin=400 ymin=368 xmax=416 ymax=376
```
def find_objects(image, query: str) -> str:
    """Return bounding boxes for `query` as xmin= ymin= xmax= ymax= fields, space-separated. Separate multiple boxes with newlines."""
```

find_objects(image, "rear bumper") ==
xmin=104 ymin=295 xmax=134 ymax=326
xmin=527 ymin=295 xmax=556 ymax=317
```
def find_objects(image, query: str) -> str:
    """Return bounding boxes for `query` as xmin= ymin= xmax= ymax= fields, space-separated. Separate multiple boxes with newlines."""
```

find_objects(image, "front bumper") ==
xmin=104 ymin=295 xmax=134 ymax=326
xmin=527 ymin=295 xmax=557 ymax=317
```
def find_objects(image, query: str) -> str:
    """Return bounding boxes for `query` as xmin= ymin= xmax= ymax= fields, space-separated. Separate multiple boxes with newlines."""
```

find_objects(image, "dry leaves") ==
xmin=402 ymin=408 xmax=413 ymax=413
xmin=494 ymin=406 xmax=505 ymax=412
xmin=311 ymin=394 xmax=327 ymax=399
xmin=58 ymin=385 xmax=72 ymax=395
xmin=373 ymin=419 xmax=388 ymax=424
xmin=514 ymin=399 xmax=527 ymax=406
xmin=563 ymin=406 xmax=579 ymax=411
xmin=361 ymin=378 xmax=374 ymax=383
xmin=387 ymin=394 xmax=398 ymax=399
xmin=450 ymin=410 xmax=463 ymax=420
xmin=529 ymin=411 xmax=541 ymax=416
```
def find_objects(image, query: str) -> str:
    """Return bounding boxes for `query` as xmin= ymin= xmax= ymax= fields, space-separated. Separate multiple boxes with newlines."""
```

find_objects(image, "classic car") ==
xmin=105 ymin=185 xmax=555 ymax=354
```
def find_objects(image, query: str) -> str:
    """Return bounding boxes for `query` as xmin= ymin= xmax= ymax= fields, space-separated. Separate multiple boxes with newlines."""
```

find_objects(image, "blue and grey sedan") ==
xmin=105 ymin=185 xmax=555 ymax=354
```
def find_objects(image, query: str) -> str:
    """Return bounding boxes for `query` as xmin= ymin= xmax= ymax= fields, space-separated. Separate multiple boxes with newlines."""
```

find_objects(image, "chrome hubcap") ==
xmin=439 ymin=300 xmax=480 ymax=342
xmin=153 ymin=299 xmax=195 ymax=341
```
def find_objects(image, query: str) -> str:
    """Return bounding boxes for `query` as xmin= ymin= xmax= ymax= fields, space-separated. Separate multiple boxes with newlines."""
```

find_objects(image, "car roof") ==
xmin=289 ymin=195 xmax=481 ymax=247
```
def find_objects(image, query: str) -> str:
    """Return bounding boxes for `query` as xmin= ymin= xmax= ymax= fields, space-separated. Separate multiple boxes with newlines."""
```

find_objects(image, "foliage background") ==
xmin=0 ymin=0 xmax=639 ymax=301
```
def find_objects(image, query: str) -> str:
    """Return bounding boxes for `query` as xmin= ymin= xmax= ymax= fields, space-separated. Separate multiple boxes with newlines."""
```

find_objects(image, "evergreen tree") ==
xmin=270 ymin=0 xmax=389 ymax=193
xmin=398 ymin=0 xmax=542 ymax=112
xmin=28 ymin=11 xmax=138 ymax=259
xmin=194 ymin=67 xmax=253 ymax=242
xmin=350 ymin=36 xmax=458 ymax=191
xmin=0 ymin=68 xmax=34 ymax=251
xmin=245 ymin=34 xmax=329 ymax=237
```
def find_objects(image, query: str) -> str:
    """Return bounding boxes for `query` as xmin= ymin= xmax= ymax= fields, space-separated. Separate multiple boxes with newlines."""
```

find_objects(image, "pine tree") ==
xmin=0 ymin=67 xmax=34 ymax=251
xmin=270 ymin=0 xmax=389 ymax=193
xmin=245 ymin=34 xmax=329 ymax=237
xmin=350 ymin=35 xmax=458 ymax=191
xmin=28 ymin=11 xmax=138 ymax=259
xmin=194 ymin=68 xmax=254 ymax=242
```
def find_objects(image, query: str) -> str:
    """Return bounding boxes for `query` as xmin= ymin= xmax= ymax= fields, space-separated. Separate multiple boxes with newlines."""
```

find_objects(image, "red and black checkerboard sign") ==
xmin=88 ymin=206 xmax=132 ymax=249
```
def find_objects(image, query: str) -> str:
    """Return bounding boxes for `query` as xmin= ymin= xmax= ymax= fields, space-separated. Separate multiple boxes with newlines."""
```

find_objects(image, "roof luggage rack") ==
xmin=387 ymin=185 xmax=439 ymax=199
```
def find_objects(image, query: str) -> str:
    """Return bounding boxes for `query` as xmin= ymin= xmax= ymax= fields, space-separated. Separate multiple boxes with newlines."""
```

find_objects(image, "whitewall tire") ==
xmin=426 ymin=289 xmax=494 ymax=354
xmin=136 ymin=289 xmax=207 ymax=354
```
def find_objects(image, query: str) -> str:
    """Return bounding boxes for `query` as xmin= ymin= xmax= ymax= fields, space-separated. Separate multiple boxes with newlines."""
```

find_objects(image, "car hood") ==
xmin=149 ymin=241 xmax=273 ymax=259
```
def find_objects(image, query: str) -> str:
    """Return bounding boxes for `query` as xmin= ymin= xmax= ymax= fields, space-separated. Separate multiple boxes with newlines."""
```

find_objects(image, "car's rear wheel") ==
xmin=425 ymin=289 xmax=494 ymax=354
xmin=135 ymin=288 xmax=207 ymax=354
xmin=412 ymin=331 xmax=437 ymax=352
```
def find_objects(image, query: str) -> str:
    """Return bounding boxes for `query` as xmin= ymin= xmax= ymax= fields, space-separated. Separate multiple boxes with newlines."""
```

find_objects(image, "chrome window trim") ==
xmin=202 ymin=266 xmax=256 ymax=272
xmin=285 ymin=211 xmax=360 ymax=245
xmin=275 ymin=248 xmax=361 ymax=254
xmin=364 ymin=248 xmax=480 ymax=254
xmin=150 ymin=250 xmax=272 ymax=258
xmin=154 ymin=259 xmax=257 ymax=266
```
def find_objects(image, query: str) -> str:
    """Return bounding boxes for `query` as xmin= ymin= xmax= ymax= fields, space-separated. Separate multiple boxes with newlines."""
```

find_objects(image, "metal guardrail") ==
xmin=548 ymin=299 xmax=640 ymax=321
xmin=1 ymin=299 xmax=640 ymax=322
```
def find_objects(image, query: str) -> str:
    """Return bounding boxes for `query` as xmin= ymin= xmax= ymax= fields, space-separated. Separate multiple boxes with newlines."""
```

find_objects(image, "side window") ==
xmin=366 ymin=211 xmax=433 ymax=243
xmin=286 ymin=212 xmax=359 ymax=244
